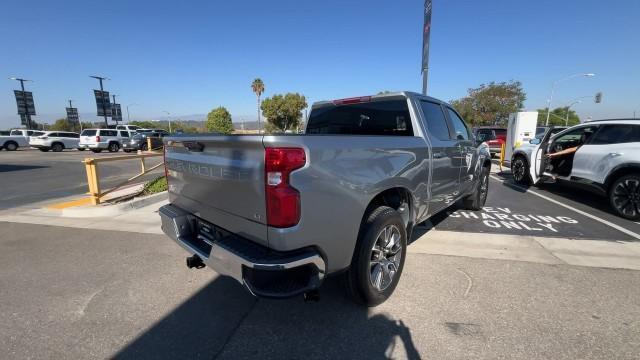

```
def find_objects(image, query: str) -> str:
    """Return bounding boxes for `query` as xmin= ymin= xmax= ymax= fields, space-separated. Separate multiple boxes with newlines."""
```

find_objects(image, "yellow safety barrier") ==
xmin=146 ymin=136 xmax=164 ymax=151
xmin=499 ymin=143 xmax=506 ymax=171
xmin=84 ymin=152 xmax=164 ymax=205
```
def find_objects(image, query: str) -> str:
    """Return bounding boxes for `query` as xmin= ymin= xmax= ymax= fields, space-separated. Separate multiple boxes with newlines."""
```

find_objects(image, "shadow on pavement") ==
xmin=115 ymin=275 xmax=421 ymax=360
xmin=0 ymin=164 xmax=49 ymax=173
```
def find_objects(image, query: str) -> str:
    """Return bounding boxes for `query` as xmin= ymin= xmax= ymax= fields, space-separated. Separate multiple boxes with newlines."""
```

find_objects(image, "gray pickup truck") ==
xmin=160 ymin=92 xmax=491 ymax=306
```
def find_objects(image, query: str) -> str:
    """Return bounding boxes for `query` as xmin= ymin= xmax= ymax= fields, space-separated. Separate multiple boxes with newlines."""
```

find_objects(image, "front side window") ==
xmin=591 ymin=125 xmax=640 ymax=145
xmin=306 ymin=99 xmax=413 ymax=136
xmin=10 ymin=130 xmax=22 ymax=136
xmin=446 ymin=108 xmax=470 ymax=140
xmin=119 ymin=131 xmax=129 ymax=138
xmin=552 ymin=126 xmax=599 ymax=148
xmin=420 ymin=101 xmax=450 ymax=141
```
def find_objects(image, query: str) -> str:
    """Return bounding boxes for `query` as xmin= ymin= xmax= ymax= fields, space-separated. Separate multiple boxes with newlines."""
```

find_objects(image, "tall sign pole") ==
xmin=10 ymin=77 xmax=36 ymax=129
xmin=422 ymin=0 xmax=433 ymax=95
xmin=90 ymin=75 xmax=110 ymax=127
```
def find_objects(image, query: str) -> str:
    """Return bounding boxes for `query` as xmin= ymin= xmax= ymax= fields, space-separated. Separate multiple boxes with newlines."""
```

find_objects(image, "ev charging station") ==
xmin=504 ymin=111 xmax=538 ymax=162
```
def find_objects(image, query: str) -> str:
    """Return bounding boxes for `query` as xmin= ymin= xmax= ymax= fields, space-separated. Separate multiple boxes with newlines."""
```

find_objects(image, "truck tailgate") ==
xmin=164 ymin=135 xmax=268 ymax=246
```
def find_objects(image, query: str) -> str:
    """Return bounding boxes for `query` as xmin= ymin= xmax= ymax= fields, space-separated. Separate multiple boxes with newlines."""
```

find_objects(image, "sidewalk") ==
xmin=1 ymin=197 xmax=638 ymax=272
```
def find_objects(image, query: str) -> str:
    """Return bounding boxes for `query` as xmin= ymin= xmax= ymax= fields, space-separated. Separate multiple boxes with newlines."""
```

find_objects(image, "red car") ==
xmin=473 ymin=127 xmax=507 ymax=157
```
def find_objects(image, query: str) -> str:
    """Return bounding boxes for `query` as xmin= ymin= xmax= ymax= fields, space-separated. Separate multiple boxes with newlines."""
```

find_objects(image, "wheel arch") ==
xmin=604 ymin=164 xmax=640 ymax=192
xmin=51 ymin=141 xmax=65 ymax=148
xmin=360 ymin=187 xmax=415 ymax=239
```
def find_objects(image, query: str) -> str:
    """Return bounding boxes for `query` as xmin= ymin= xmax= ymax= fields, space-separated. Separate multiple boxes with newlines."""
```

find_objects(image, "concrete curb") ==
xmin=60 ymin=191 xmax=168 ymax=218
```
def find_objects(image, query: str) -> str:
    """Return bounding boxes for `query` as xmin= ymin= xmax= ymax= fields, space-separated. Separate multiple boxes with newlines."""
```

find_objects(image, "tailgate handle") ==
xmin=183 ymin=141 xmax=204 ymax=152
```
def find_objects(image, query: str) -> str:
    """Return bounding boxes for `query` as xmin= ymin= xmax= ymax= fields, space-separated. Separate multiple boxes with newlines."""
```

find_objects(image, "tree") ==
xmin=537 ymin=107 xmax=580 ymax=126
xmin=261 ymin=93 xmax=307 ymax=133
xmin=450 ymin=81 xmax=526 ymax=126
xmin=129 ymin=120 xmax=157 ymax=129
xmin=251 ymin=78 xmax=265 ymax=132
xmin=205 ymin=106 xmax=234 ymax=134
xmin=49 ymin=118 xmax=76 ymax=131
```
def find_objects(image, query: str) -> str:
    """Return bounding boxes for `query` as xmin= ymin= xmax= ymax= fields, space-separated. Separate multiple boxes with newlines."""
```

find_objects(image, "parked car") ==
xmin=526 ymin=119 xmax=640 ymax=220
xmin=159 ymin=92 xmax=492 ymax=306
xmin=473 ymin=126 xmax=507 ymax=157
xmin=29 ymin=131 xmax=81 ymax=152
xmin=122 ymin=131 xmax=168 ymax=152
xmin=78 ymin=129 xmax=127 ymax=153
xmin=511 ymin=126 xmax=567 ymax=183
xmin=106 ymin=124 xmax=141 ymax=132
xmin=0 ymin=129 xmax=43 ymax=151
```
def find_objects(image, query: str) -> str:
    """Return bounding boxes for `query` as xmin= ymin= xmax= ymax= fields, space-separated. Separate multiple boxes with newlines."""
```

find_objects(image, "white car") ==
xmin=527 ymin=119 xmax=640 ymax=220
xmin=510 ymin=126 xmax=567 ymax=183
xmin=79 ymin=129 xmax=130 ymax=153
xmin=29 ymin=131 xmax=81 ymax=152
xmin=0 ymin=129 xmax=43 ymax=151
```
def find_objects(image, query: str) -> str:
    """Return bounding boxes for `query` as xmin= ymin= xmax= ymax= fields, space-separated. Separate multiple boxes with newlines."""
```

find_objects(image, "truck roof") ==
xmin=311 ymin=91 xmax=447 ymax=109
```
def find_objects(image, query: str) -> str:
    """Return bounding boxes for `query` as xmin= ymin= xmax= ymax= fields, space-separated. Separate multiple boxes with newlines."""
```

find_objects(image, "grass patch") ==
xmin=142 ymin=176 xmax=167 ymax=195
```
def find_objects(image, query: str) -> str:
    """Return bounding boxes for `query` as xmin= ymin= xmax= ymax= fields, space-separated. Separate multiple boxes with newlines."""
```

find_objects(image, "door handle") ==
xmin=609 ymin=152 xmax=622 ymax=157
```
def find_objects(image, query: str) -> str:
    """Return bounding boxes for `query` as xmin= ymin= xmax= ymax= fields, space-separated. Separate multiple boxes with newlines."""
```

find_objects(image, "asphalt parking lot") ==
xmin=0 ymin=149 xmax=163 ymax=209
xmin=1 ymin=222 xmax=638 ymax=360
xmin=427 ymin=165 xmax=640 ymax=242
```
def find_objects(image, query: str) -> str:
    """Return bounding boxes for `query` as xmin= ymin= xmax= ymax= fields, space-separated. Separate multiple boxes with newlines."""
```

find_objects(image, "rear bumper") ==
xmin=78 ymin=143 xmax=107 ymax=149
xmin=159 ymin=204 xmax=326 ymax=298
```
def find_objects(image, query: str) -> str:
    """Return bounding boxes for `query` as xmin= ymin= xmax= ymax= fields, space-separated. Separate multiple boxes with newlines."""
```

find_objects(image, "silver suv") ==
xmin=527 ymin=119 xmax=640 ymax=220
xmin=79 ymin=129 xmax=130 ymax=153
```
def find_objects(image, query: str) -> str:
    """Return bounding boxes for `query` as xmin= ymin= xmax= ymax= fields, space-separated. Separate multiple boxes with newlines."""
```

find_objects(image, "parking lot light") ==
xmin=545 ymin=73 xmax=595 ymax=126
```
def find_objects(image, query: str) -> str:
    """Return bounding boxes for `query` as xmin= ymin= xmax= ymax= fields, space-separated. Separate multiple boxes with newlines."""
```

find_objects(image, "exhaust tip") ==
xmin=186 ymin=255 xmax=205 ymax=269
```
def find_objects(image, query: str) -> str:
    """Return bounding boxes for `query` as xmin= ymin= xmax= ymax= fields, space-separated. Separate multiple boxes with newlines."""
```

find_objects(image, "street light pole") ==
xmin=9 ymin=77 xmax=33 ymax=129
xmin=126 ymin=103 xmax=138 ymax=122
xmin=163 ymin=111 xmax=172 ymax=133
xmin=545 ymin=73 xmax=595 ymax=126
xmin=90 ymin=75 xmax=109 ymax=127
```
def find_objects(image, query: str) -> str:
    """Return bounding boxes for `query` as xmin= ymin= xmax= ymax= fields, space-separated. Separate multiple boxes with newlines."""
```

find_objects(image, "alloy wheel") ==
xmin=512 ymin=158 xmax=526 ymax=182
xmin=612 ymin=178 xmax=640 ymax=218
xmin=369 ymin=225 xmax=403 ymax=292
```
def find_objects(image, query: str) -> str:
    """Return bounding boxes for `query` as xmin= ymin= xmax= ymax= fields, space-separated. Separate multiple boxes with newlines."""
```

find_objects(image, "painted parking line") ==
xmin=489 ymin=175 xmax=640 ymax=241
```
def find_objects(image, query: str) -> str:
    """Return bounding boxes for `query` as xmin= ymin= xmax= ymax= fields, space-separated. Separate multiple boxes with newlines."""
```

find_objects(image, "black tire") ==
xmin=141 ymin=143 xmax=148 ymax=151
xmin=344 ymin=206 xmax=407 ymax=307
xmin=609 ymin=174 xmax=640 ymax=220
xmin=4 ymin=141 xmax=18 ymax=151
xmin=77 ymin=148 xmax=85 ymax=151
xmin=123 ymin=149 xmax=132 ymax=153
xmin=108 ymin=142 xmax=119 ymax=152
xmin=511 ymin=155 xmax=531 ymax=185
xmin=39 ymin=148 xmax=50 ymax=152
xmin=91 ymin=149 xmax=103 ymax=153
xmin=463 ymin=166 xmax=490 ymax=210
xmin=51 ymin=143 xmax=64 ymax=152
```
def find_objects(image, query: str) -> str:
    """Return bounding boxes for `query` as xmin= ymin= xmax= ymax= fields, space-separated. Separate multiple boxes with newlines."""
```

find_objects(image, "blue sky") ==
xmin=1 ymin=0 xmax=639 ymax=127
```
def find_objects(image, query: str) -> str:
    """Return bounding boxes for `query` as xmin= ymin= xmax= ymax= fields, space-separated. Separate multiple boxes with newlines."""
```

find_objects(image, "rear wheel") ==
xmin=51 ymin=143 xmax=64 ymax=152
xmin=463 ymin=166 xmax=489 ymax=210
xmin=39 ymin=148 xmax=50 ymax=152
xmin=4 ymin=141 xmax=18 ymax=151
xmin=511 ymin=155 xmax=531 ymax=185
xmin=344 ymin=206 xmax=406 ymax=306
xmin=609 ymin=174 xmax=640 ymax=220
xmin=108 ymin=142 xmax=119 ymax=152
xmin=91 ymin=149 xmax=103 ymax=153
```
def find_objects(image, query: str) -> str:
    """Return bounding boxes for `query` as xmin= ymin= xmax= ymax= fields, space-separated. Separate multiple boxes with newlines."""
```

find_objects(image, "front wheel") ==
xmin=511 ymin=155 xmax=531 ymax=185
xmin=39 ymin=148 xmax=49 ymax=152
xmin=609 ymin=174 xmax=640 ymax=220
xmin=463 ymin=166 xmax=489 ymax=210
xmin=91 ymin=149 xmax=103 ymax=153
xmin=344 ymin=206 xmax=407 ymax=306
xmin=51 ymin=143 xmax=64 ymax=152
xmin=77 ymin=148 xmax=85 ymax=151
xmin=4 ymin=142 xmax=18 ymax=151
xmin=108 ymin=143 xmax=119 ymax=152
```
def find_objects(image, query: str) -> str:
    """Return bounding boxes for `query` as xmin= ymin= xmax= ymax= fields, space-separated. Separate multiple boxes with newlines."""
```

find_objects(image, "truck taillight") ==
xmin=95 ymin=136 xmax=101 ymax=142
xmin=265 ymin=147 xmax=306 ymax=228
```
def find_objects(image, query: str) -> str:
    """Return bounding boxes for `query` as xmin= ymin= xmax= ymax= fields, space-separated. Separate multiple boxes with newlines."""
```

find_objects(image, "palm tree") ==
xmin=251 ymin=78 xmax=265 ymax=133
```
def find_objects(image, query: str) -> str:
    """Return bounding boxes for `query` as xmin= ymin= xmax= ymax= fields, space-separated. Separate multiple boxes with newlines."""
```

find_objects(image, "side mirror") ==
xmin=529 ymin=138 xmax=541 ymax=145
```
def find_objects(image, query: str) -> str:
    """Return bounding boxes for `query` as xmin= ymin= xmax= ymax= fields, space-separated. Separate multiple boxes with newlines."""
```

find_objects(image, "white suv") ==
xmin=528 ymin=119 xmax=640 ymax=220
xmin=79 ymin=129 xmax=128 ymax=153
xmin=29 ymin=131 xmax=81 ymax=152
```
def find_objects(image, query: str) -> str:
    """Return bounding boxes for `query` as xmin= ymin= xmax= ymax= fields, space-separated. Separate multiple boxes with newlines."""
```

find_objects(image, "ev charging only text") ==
xmin=448 ymin=207 xmax=578 ymax=233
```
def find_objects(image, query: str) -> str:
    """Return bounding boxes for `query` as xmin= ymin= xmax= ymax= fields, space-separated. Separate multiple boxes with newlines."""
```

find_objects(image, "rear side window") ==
xmin=591 ymin=125 xmax=640 ymax=144
xmin=306 ymin=99 xmax=413 ymax=136
xmin=81 ymin=130 xmax=97 ymax=136
xmin=100 ymin=130 xmax=117 ymax=137
xmin=119 ymin=131 xmax=130 ymax=138
xmin=446 ymin=108 xmax=471 ymax=140
xmin=49 ymin=133 xmax=60 ymax=138
xmin=420 ymin=101 xmax=450 ymax=141
xmin=10 ymin=130 xmax=22 ymax=136
xmin=0 ymin=131 xmax=9 ymax=136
